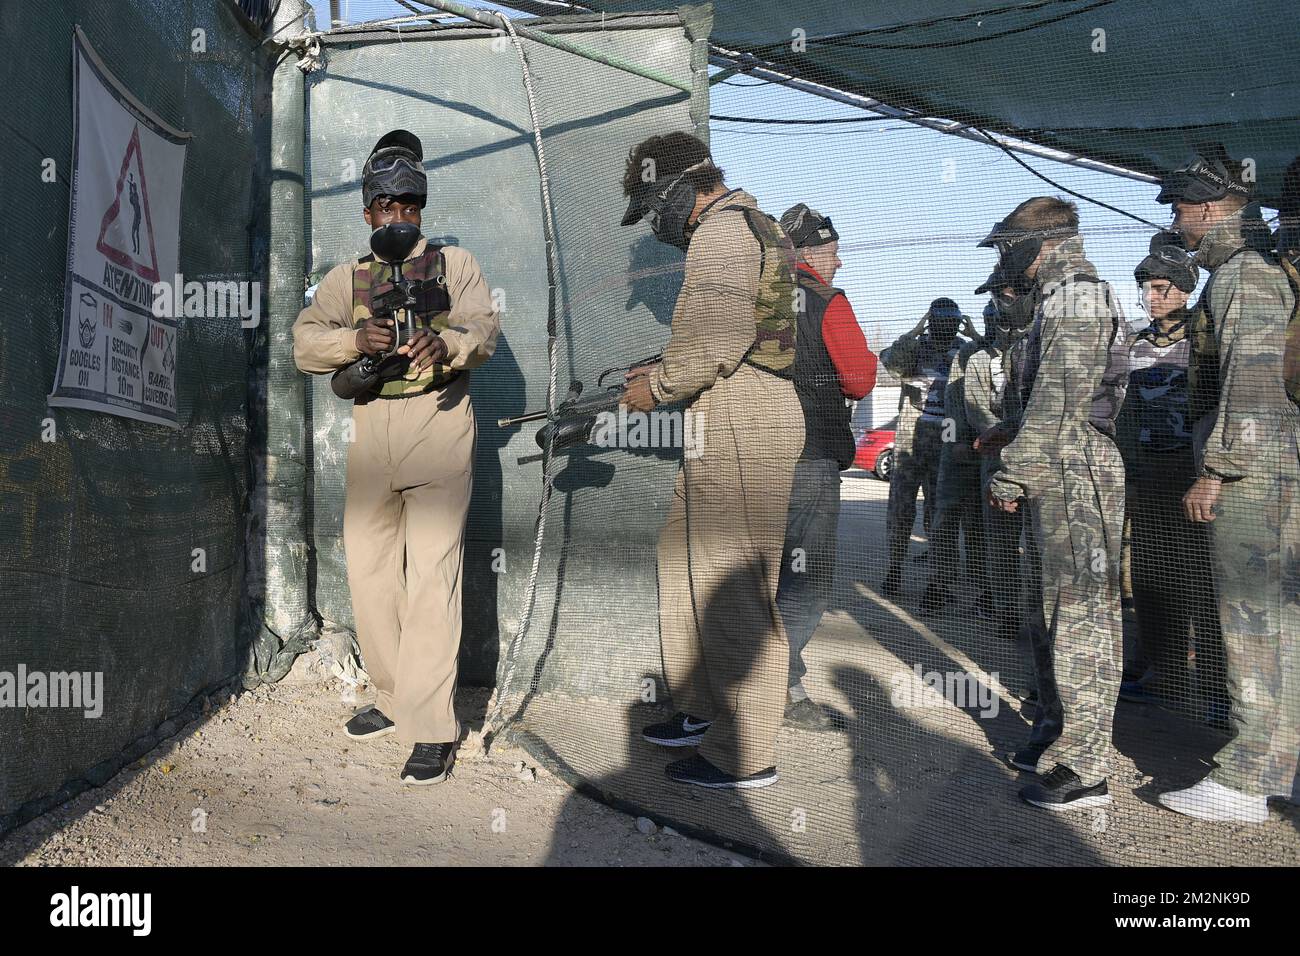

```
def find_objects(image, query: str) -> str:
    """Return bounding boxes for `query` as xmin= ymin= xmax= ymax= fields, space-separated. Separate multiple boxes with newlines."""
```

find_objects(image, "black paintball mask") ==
xmin=1156 ymin=145 xmax=1252 ymax=206
xmin=978 ymin=217 xmax=1076 ymax=289
xmin=621 ymin=160 xmax=714 ymax=252
xmin=362 ymin=130 xmax=427 ymax=209
xmin=925 ymin=298 xmax=962 ymax=352
xmin=1134 ymin=230 xmax=1199 ymax=294
xmin=975 ymin=264 xmax=1035 ymax=334
xmin=980 ymin=300 xmax=999 ymax=341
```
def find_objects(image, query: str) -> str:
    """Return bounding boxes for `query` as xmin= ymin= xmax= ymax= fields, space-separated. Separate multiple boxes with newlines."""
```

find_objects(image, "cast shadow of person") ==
xmin=459 ymin=330 xmax=527 ymax=695
xmin=625 ymin=234 xmax=683 ymax=329
xmin=539 ymin=561 xmax=789 ymax=865
xmin=829 ymin=664 xmax=1105 ymax=865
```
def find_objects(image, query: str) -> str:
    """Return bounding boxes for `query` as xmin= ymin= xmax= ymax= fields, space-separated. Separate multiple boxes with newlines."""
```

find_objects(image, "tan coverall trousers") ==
xmin=343 ymin=375 xmax=475 ymax=746
xmin=657 ymin=364 xmax=804 ymax=777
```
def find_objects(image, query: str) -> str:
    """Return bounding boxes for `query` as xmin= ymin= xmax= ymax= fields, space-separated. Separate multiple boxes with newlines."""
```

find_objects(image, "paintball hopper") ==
xmin=369 ymin=222 xmax=421 ymax=262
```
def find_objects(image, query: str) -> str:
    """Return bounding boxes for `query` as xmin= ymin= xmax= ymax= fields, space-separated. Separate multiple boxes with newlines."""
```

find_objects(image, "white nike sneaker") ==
xmin=1158 ymin=779 xmax=1269 ymax=823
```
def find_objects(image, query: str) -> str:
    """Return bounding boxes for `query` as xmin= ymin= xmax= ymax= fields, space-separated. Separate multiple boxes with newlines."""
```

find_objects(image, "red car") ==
xmin=853 ymin=419 xmax=896 ymax=481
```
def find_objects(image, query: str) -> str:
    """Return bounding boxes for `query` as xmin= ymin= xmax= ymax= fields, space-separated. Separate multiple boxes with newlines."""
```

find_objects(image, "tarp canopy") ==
xmin=513 ymin=0 xmax=1300 ymax=204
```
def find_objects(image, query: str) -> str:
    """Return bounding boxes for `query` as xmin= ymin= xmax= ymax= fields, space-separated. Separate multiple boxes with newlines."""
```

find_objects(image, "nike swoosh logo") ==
xmin=682 ymin=718 xmax=711 ymax=732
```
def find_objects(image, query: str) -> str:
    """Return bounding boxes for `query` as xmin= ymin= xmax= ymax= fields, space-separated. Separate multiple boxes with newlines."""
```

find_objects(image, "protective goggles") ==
xmin=1156 ymin=154 xmax=1251 ymax=205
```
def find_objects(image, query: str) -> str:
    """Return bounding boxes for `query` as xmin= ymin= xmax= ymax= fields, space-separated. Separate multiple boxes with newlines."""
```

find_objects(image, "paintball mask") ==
xmin=621 ymin=160 xmax=713 ymax=251
xmin=975 ymin=265 xmax=1035 ymax=333
xmin=362 ymin=129 xmax=427 ymax=209
xmin=1134 ymin=230 xmax=1199 ymax=293
xmin=1156 ymin=145 xmax=1252 ymax=206
xmin=926 ymin=297 xmax=963 ymax=350
xmin=978 ymin=217 xmax=1076 ymax=287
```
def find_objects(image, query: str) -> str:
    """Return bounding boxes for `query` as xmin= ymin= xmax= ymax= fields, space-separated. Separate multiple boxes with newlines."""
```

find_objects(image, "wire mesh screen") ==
xmin=301 ymin=11 xmax=702 ymax=686
xmin=0 ymin=0 xmax=269 ymax=827
xmin=452 ymin=3 xmax=1294 ymax=864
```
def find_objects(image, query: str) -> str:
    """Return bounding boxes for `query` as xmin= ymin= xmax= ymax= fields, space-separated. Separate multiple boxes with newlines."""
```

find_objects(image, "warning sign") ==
xmin=49 ymin=27 xmax=189 ymax=428
xmin=95 ymin=125 xmax=162 ymax=283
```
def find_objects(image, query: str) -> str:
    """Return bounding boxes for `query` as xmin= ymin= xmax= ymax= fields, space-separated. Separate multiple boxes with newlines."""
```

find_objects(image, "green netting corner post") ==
xmin=245 ymin=0 xmax=316 ymax=686
xmin=679 ymin=3 xmax=714 ymax=147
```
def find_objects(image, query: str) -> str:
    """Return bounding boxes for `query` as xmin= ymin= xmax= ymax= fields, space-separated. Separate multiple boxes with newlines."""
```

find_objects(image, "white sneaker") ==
xmin=1158 ymin=779 xmax=1269 ymax=823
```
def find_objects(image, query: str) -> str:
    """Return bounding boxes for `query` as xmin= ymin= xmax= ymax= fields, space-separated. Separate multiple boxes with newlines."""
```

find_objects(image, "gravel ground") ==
xmin=0 ymin=679 xmax=757 ymax=868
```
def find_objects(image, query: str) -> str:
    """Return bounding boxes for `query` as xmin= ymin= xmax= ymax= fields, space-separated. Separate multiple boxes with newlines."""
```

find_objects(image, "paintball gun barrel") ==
xmin=498 ymin=354 xmax=661 ymax=452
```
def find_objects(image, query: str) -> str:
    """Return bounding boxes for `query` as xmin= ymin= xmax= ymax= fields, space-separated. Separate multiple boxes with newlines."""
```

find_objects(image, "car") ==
xmin=853 ymin=419 xmax=896 ymax=481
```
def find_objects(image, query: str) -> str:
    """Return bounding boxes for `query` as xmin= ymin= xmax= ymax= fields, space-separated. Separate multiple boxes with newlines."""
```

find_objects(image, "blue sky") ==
xmin=309 ymin=0 xmax=1179 ymax=350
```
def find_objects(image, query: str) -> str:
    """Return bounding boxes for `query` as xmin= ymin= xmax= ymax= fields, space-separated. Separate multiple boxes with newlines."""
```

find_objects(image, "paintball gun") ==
xmin=331 ymin=222 xmax=427 ymax=400
xmin=497 ymin=354 xmax=662 ymax=452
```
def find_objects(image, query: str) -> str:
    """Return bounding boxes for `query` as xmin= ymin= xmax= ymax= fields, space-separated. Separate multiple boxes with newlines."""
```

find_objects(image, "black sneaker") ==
xmin=1008 ymin=738 xmax=1055 ymax=773
xmin=344 ymin=707 xmax=396 ymax=740
xmin=665 ymin=754 xmax=778 ymax=790
xmin=919 ymin=582 xmax=948 ymax=616
xmin=879 ymin=569 xmax=902 ymax=599
xmin=642 ymin=712 xmax=712 ymax=748
xmin=784 ymin=697 xmax=836 ymax=732
xmin=400 ymin=742 xmax=455 ymax=786
xmin=1019 ymin=764 xmax=1111 ymax=811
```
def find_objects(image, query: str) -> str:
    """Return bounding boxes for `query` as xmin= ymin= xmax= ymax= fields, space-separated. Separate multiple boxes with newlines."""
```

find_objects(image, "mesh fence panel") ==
xmin=0 ymin=0 xmax=268 ymax=825
xmin=425 ymin=4 xmax=1295 ymax=865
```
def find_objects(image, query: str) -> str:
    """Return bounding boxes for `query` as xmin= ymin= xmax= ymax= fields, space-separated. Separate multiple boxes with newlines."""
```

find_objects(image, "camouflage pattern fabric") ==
xmin=1189 ymin=213 xmax=1300 ymax=797
xmin=352 ymin=244 xmax=454 ymax=398
xmin=881 ymin=327 xmax=962 ymax=574
xmin=927 ymin=338 xmax=988 ymax=600
xmin=989 ymin=236 xmax=1126 ymax=784
xmin=726 ymin=205 xmax=799 ymax=378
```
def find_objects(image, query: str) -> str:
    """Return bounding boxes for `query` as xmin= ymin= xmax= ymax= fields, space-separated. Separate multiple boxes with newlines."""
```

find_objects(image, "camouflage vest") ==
xmin=724 ymin=205 xmax=798 ymax=378
xmin=352 ymin=244 xmax=454 ymax=399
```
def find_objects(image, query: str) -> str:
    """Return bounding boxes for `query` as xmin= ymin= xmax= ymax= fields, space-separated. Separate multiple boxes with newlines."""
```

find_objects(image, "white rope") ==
xmin=483 ymin=11 xmax=563 ymax=740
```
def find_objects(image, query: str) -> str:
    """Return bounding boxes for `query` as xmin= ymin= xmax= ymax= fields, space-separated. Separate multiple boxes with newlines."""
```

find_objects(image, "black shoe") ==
xmin=918 ymin=583 xmax=948 ymax=616
xmin=1019 ymin=764 xmax=1111 ymax=811
xmin=642 ymin=712 xmax=712 ymax=747
xmin=1008 ymin=738 xmax=1056 ymax=773
xmin=344 ymin=707 xmax=396 ymax=740
xmin=879 ymin=569 xmax=903 ymax=599
xmin=784 ymin=697 xmax=836 ymax=732
xmin=400 ymin=742 xmax=455 ymax=785
xmin=665 ymin=754 xmax=777 ymax=790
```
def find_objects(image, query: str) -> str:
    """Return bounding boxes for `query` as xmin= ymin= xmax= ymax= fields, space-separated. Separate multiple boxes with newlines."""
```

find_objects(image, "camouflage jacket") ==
xmin=989 ymin=235 xmax=1126 ymax=502
xmin=649 ymin=190 xmax=796 ymax=404
xmin=292 ymin=238 xmax=500 ymax=382
xmin=1189 ymin=213 xmax=1299 ymax=480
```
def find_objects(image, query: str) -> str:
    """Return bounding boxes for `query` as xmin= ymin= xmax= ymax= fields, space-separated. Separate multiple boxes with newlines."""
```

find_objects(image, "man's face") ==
xmin=1140 ymin=279 xmax=1189 ymax=320
xmin=1171 ymin=199 xmax=1214 ymax=248
xmin=364 ymin=195 xmax=422 ymax=229
xmin=802 ymin=240 xmax=842 ymax=281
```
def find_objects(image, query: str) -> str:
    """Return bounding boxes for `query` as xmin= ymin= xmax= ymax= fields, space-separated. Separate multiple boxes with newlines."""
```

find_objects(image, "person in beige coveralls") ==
xmin=292 ymin=130 xmax=499 ymax=785
xmin=621 ymin=132 xmax=804 ymax=790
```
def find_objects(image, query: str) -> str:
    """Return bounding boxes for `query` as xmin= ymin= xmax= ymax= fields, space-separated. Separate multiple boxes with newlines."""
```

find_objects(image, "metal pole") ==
xmin=414 ymin=0 xmax=692 ymax=94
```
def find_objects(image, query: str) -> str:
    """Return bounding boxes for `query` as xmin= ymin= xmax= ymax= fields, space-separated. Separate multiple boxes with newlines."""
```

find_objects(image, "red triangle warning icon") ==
xmin=96 ymin=124 xmax=161 ymax=283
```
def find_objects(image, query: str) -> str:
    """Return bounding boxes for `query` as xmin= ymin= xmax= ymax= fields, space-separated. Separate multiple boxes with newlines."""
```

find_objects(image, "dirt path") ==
xmin=0 ymin=679 xmax=755 ymax=867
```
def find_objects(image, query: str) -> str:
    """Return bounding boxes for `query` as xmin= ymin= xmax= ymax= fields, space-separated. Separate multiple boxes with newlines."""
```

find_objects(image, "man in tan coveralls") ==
xmin=292 ymin=130 xmax=499 ymax=785
xmin=620 ymin=132 xmax=804 ymax=790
